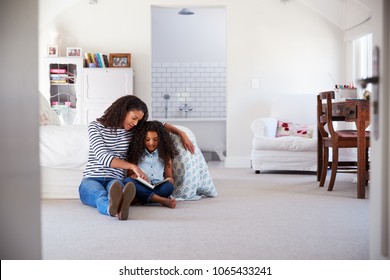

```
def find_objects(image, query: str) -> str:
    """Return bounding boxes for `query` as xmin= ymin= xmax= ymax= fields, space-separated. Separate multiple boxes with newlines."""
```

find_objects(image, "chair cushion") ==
xmin=336 ymin=130 xmax=370 ymax=138
xmin=252 ymin=136 xmax=317 ymax=151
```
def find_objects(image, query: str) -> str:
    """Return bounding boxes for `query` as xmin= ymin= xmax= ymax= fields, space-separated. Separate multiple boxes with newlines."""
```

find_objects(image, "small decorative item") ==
xmin=109 ymin=53 xmax=131 ymax=67
xmin=66 ymin=47 xmax=82 ymax=57
xmin=334 ymin=84 xmax=357 ymax=101
xmin=47 ymin=45 xmax=58 ymax=57
xmin=363 ymin=90 xmax=371 ymax=100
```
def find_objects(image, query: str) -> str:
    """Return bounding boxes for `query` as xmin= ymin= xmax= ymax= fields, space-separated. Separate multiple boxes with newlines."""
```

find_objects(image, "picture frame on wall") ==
xmin=66 ymin=47 xmax=82 ymax=57
xmin=109 ymin=53 xmax=131 ymax=67
xmin=47 ymin=45 xmax=58 ymax=57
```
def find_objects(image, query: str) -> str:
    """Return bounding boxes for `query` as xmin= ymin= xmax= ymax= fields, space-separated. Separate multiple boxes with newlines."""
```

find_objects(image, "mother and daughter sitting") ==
xmin=79 ymin=96 xmax=194 ymax=220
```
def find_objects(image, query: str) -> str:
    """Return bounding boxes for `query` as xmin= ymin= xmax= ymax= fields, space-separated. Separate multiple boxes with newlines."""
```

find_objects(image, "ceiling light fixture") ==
xmin=178 ymin=8 xmax=194 ymax=15
xmin=280 ymin=0 xmax=290 ymax=4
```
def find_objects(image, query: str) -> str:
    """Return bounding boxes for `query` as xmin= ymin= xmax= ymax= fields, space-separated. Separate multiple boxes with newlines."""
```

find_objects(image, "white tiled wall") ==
xmin=151 ymin=62 xmax=226 ymax=119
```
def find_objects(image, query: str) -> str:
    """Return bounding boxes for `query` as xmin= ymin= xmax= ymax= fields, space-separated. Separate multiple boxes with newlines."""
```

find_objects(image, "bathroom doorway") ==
xmin=151 ymin=6 xmax=227 ymax=120
xmin=151 ymin=6 xmax=227 ymax=161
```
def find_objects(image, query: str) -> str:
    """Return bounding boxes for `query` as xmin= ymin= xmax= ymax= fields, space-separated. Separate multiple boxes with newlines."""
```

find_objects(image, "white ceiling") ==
xmin=298 ymin=0 xmax=372 ymax=30
xmin=39 ymin=0 xmax=372 ymax=31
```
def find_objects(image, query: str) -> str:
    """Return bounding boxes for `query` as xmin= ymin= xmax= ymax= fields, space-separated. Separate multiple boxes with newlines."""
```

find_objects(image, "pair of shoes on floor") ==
xmin=108 ymin=181 xmax=136 ymax=220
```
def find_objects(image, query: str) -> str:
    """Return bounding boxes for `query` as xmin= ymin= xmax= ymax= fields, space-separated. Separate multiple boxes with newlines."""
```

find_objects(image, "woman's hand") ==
xmin=129 ymin=163 xmax=146 ymax=179
xmin=111 ymin=158 xmax=146 ymax=179
xmin=163 ymin=123 xmax=195 ymax=154
xmin=179 ymin=131 xmax=195 ymax=154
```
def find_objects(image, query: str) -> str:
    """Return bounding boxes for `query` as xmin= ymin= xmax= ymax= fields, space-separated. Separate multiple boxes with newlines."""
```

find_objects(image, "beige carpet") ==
xmin=41 ymin=167 xmax=369 ymax=260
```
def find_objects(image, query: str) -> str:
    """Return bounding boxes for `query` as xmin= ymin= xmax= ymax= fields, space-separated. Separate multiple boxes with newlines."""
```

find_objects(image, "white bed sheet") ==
xmin=39 ymin=125 xmax=89 ymax=169
xmin=41 ymin=167 xmax=82 ymax=199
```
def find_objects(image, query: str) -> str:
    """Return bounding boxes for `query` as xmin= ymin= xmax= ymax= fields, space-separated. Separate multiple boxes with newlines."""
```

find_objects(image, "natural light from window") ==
xmin=352 ymin=33 xmax=373 ymax=96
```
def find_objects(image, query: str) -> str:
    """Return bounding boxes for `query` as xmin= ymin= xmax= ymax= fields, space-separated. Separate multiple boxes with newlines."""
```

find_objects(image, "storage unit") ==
xmin=43 ymin=57 xmax=83 ymax=125
xmin=81 ymin=68 xmax=134 ymax=124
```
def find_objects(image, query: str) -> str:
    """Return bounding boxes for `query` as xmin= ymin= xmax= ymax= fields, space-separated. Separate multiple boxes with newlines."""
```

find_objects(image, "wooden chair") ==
xmin=317 ymin=91 xmax=370 ymax=191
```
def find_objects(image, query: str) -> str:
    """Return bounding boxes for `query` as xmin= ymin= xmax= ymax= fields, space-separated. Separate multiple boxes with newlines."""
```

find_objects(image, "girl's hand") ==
xmin=166 ymin=177 xmax=174 ymax=185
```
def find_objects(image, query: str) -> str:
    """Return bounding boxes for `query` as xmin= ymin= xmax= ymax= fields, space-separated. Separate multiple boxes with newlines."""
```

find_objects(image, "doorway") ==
xmin=151 ymin=6 xmax=227 ymax=120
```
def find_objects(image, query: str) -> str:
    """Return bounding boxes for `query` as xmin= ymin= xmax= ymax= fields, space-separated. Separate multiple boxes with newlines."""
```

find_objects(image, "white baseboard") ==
xmin=224 ymin=157 xmax=251 ymax=168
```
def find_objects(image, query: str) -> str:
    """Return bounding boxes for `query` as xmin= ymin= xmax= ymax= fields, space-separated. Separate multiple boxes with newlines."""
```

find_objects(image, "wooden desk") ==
xmin=317 ymin=99 xmax=370 ymax=199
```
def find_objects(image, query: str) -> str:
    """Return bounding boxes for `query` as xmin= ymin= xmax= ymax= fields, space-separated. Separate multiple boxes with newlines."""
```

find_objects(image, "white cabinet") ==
xmin=43 ymin=57 xmax=83 ymax=125
xmin=81 ymin=68 xmax=134 ymax=124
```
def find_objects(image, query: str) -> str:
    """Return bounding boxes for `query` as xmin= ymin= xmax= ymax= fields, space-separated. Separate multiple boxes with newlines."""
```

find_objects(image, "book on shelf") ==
xmin=50 ymin=76 xmax=67 ymax=81
xmin=84 ymin=53 xmax=92 ymax=65
xmin=50 ymin=68 xmax=67 ymax=74
xmin=50 ymin=80 xmax=68 ymax=85
xmin=50 ymin=70 xmax=74 ymax=76
xmin=90 ymin=53 xmax=97 ymax=65
xmin=94 ymin=53 xmax=103 ymax=68
xmin=84 ymin=52 xmax=109 ymax=68
xmin=50 ymin=75 xmax=74 ymax=85
xmin=102 ymin=54 xmax=109 ymax=67
xmin=134 ymin=177 xmax=170 ymax=190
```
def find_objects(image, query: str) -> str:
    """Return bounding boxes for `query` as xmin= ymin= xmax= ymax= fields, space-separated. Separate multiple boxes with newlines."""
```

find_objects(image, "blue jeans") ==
xmin=123 ymin=177 xmax=173 ymax=204
xmin=79 ymin=177 xmax=125 ymax=215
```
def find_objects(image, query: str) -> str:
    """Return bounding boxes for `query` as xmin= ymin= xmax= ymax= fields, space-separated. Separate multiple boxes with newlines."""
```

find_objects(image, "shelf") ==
xmin=44 ymin=57 xmax=83 ymax=125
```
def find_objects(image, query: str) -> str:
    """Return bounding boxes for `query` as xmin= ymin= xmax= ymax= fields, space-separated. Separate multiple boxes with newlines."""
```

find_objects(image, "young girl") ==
xmin=125 ymin=121 xmax=179 ymax=208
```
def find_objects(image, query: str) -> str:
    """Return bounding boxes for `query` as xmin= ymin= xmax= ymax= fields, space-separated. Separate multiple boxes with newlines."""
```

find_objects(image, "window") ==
xmin=352 ymin=33 xmax=373 ymax=95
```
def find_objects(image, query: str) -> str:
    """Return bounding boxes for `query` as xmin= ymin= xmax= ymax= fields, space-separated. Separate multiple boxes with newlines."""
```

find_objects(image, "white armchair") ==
xmin=250 ymin=94 xmax=317 ymax=173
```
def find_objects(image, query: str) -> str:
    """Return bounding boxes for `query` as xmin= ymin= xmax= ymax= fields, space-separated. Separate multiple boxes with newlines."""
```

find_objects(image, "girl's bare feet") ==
xmin=151 ymin=195 xmax=177 ymax=208
xmin=161 ymin=197 xmax=176 ymax=209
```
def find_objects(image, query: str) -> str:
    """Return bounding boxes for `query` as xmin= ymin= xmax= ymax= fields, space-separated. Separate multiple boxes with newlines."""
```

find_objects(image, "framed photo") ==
xmin=66 ymin=47 xmax=82 ymax=57
xmin=109 ymin=53 xmax=131 ymax=68
xmin=47 ymin=45 xmax=58 ymax=57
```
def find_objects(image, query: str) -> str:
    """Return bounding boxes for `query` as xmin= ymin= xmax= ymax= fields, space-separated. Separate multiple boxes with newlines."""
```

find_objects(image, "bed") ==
xmin=39 ymin=96 xmax=217 ymax=200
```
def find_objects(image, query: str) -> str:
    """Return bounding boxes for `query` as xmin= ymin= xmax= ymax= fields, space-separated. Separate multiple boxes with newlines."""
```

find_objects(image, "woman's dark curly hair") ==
xmin=127 ymin=121 xmax=178 ymax=166
xmin=97 ymin=95 xmax=148 ymax=130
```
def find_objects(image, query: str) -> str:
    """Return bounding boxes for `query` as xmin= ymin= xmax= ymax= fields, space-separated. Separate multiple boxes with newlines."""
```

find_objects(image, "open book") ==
xmin=134 ymin=177 xmax=170 ymax=190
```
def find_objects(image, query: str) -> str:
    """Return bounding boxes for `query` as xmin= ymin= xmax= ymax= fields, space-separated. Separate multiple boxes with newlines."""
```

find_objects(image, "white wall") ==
xmin=225 ymin=0 xmax=345 ymax=166
xmin=38 ymin=0 xmax=346 ymax=167
xmin=152 ymin=7 xmax=226 ymax=62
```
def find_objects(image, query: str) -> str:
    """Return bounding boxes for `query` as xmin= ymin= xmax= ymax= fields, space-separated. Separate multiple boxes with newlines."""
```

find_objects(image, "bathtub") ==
xmin=160 ymin=118 xmax=226 ymax=161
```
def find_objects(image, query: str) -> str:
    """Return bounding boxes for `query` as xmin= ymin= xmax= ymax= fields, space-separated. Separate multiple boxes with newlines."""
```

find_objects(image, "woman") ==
xmin=79 ymin=95 xmax=193 ymax=220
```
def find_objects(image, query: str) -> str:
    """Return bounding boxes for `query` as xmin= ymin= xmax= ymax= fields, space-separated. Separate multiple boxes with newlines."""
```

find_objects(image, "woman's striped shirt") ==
xmin=83 ymin=121 xmax=134 ymax=179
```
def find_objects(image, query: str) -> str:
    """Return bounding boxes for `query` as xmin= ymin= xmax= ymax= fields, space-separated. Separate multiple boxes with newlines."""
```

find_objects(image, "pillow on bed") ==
xmin=170 ymin=126 xmax=218 ymax=200
xmin=276 ymin=121 xmax=292 ymax=137
xmin=276 ymin=120 xmax=314 ymax=138
xmin=39 ymin=93 xmax=61 ymax=126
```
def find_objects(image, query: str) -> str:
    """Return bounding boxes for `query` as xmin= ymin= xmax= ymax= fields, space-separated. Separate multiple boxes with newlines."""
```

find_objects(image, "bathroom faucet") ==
xmin=179 ymin=103 xmax=193 ymax=118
